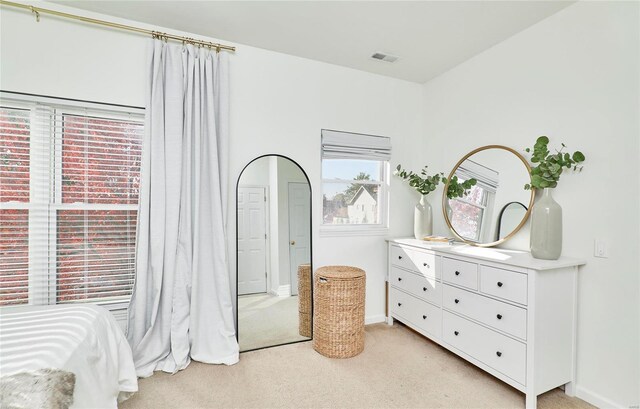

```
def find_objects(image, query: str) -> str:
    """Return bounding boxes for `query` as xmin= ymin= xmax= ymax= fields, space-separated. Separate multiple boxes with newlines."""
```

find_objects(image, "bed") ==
xmin=0 ymin=304 xmax=138 ymax=408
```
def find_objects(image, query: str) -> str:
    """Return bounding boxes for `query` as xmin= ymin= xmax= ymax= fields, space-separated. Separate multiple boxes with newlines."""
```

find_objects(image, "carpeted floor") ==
xmin=238 ymin=293 xmax=310 ymax=351
xmin=121 ymin=322 xmax=593 ymax=409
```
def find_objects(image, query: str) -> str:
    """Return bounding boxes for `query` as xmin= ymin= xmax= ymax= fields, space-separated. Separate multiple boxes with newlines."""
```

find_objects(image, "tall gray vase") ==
xmin=530 ymin=188 xmax=562 ymax=260
xmin=414 ymin=195 xmax=433 ymax=240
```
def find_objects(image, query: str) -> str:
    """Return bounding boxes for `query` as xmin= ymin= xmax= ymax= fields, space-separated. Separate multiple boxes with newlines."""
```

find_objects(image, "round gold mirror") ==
xmin=442 ymin=145 xmax=534 ymax=247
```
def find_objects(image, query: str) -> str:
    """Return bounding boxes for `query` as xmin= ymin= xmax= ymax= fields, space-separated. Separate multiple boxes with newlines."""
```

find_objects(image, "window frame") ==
xmin=0 ymin=92 xmax=144 ymax=311
xmin=320 ymin=158 xmax=390 ymax=237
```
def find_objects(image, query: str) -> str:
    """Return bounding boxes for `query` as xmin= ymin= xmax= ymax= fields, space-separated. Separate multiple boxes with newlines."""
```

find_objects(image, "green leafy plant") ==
xmin=394 ymin=165 xmax=476 ymax=199
xmin=394 ymin=165 xmax=444 ymax=195
xmin=445 ymin=175 xmax=477 ymax=200
xmin=524 ymin=136 xmax=586 ymax=190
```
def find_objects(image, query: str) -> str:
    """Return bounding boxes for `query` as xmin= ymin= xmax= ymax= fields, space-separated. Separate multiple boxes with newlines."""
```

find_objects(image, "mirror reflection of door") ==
xmin=237 ymin=156 xmax=312 ymax=352
xmin=288 ymin=183 xmax=310 ymax=296
xmin=237 ymin=187 xmax=267 ymax=295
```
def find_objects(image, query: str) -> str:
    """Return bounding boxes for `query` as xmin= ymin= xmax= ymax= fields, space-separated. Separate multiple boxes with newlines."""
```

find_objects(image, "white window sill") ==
xmin=319 ymin=225 xmax=389 ymax=237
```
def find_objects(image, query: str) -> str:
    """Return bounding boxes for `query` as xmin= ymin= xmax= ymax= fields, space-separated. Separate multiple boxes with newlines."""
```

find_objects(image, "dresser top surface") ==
xmin=387 ymin=238 xmax=586 ymax=271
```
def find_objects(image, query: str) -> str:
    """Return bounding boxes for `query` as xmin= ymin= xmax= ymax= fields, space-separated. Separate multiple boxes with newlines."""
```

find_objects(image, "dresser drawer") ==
xmin=443 ymin=284 xmax=527 ymax=340
xmin=390 ymin=266 xmax=442 ymax=306
xmin=389 ymin=287 xmax=442 ymax=338
xmin=443 ymin=311 xmax=526 ymax=385
xmin=412 ymin=250 xmax=439 ymax=279
xmin=442 ymin=257 xmax=478 ymax=290
xmin=390 ymin=245 xmax=415 ymax=271
xmin=480 ymin=266 xmax=528 ymax=305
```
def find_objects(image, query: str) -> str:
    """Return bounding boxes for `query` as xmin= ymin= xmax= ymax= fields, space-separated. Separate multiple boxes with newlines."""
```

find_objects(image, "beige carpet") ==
xmin=121 ymin=323 xmax=593 ymax=409
xmin=238 ymin=293 xmax=309 ymax=351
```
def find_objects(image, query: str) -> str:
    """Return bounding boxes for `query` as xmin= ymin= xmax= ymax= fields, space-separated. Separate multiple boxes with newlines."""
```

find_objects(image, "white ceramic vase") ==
xmin=530 ymin=188 xmax=562 ymax=260
xmin=414 ymin=195 xmax=433 ymax=240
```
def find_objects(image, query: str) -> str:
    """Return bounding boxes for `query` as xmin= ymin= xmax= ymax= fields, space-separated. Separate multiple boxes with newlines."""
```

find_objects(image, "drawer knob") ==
xmin=496 ymin=314 xmax=503 ymax=320
xmin=454 ymin=299 xmax=460 ymax=304
xmin=423 ymin=263 xmax=429 ymax=268
xmin=423 ymin=287 xmax=427 ymax=292
xmin=455 ymin=271 xmax=460 ymax=276
xmin=397 ymin=277 xmax=402 ymax=282
xmin=454 ymin=331 xmax=459 ymax=336
xmin=497 ymin=281 xmax=503 ymax=287
xmin=398 ymin=256 xmax=403 ymax=260
xmin=422 ymin=315 xmax=427 ymax=320
xmin=397 ymin=302 xmax=402 ymax=307
xmin=496 ymin=351 xmax=502 ymax=357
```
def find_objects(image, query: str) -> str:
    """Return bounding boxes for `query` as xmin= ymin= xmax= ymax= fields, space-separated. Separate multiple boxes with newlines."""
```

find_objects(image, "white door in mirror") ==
xmin=237 ymin=187 xmax=267 ymax=294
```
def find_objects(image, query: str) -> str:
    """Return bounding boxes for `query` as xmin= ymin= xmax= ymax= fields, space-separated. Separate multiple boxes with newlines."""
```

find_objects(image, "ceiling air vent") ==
xmin=371 ymin=52 xmax=399 ymax=63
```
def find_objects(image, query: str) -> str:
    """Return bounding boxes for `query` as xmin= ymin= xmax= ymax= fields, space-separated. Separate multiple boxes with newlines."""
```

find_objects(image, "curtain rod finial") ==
xmin=30 ymin=6 xmax=40 ymax=22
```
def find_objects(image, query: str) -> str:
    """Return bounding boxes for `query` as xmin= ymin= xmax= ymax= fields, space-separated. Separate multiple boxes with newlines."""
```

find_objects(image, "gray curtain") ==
xmin=127 ymin=39 xmax=238 ymax=377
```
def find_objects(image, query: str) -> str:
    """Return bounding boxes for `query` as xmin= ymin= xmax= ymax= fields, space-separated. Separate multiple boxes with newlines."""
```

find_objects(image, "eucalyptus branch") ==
xmin=524 ymin=136 xmax=586 ymax=190
xmin=394 ymin=164 xmax=477 ymax=199
xmin=394 ymin=165 xmax=444 ymax=196
xmin=444 ymin=176 xmax=477 ymax=200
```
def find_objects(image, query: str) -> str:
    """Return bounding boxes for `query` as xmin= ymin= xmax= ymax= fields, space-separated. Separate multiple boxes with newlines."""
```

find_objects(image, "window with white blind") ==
xmin=0 ymin=94 xmax=143 ymax=308
xmin=320 ymin=129 xmax=390 ymax=234
xmin=448 ymin=160 xmax=499 ymax=243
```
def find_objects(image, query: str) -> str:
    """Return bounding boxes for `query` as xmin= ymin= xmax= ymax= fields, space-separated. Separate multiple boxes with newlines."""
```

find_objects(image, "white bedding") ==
xmin=0 ymin=304 xmax=138 ymax=408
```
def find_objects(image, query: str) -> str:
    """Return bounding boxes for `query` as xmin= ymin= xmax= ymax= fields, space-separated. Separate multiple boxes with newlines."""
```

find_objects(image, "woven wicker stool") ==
xmin=297 ymin=263 xmax=312 ymax=337
xmin=313 ymin=265 xmax=366 ymax=358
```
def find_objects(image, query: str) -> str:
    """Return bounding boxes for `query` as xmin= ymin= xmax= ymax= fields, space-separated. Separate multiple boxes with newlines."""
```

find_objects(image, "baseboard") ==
xmin=576 ymin=385 xmax=625 ymax=409
xmin=275 ymin=285 xmax=291 ymax=297
xmin=365 ymin=314 xmax=386 ymax=325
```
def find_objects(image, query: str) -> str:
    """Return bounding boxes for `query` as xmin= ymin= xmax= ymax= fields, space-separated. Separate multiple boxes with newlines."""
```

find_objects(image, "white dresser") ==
xmin=386 ymin=238 xmax=585 ymax=409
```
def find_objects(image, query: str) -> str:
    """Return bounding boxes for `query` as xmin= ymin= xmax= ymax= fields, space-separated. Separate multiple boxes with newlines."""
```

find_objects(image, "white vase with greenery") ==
xmin=395 ymin=165 xmax=476 ymax=240
xmin=524 ymin=136 xmax=585 ymax=260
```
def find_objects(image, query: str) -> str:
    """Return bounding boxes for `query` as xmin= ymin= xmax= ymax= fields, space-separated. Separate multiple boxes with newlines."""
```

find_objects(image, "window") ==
xmin=449 ymin=184 xmax=489 ymax=242
xmin=321 ymin=130 xmax=390 ymax=231
xmin=448 ymin=160 xmax=498 ymax=242
xmin=0 ymin=94 xmax=143 ymax=308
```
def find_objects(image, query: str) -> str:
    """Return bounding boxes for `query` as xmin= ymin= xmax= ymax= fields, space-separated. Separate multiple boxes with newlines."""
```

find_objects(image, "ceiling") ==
xmin=51 ymin=1 xmax=573 ymax=83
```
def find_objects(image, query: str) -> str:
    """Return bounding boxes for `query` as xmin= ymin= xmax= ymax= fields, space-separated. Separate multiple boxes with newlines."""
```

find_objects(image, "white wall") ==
xmin=0 ymin=2 xmax=422 ymax=326
xmin=237 ymin=156 xmax=270 ymax=187
xmin=421 ymin=2 xmax=639 ymax=407
xmin=268 ymin=157 xmax=280 ymax=293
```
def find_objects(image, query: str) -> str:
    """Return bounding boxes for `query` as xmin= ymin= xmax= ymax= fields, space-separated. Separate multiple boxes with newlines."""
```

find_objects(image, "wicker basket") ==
xmin=298 ymin=263 xmax=312 ymax=337
xmin=299 ymin=311 xmax=312 ymax=338
xmin=312 ymin=265 xmax=366 ymax=358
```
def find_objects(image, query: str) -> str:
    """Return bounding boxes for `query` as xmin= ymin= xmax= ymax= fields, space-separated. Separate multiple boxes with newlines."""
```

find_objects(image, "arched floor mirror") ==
xmin=236 ymin=155 xmax=312 ymax=352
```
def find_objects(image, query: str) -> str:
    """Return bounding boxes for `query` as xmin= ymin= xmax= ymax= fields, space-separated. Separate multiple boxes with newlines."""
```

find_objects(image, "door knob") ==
xmin=290 ymin=240 xmax=296 ymax=245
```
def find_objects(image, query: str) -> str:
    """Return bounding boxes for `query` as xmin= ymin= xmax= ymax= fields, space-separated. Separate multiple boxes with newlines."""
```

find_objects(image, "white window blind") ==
xmin=0 ymin=95 xmax=143 ymax=307
xmin=456 ymin=159 xmax=500 ymax=194
xmin=321 ymin=129 xmax=392 ymax=161
xmin=321 ymin=129 xmax=390 ymax=229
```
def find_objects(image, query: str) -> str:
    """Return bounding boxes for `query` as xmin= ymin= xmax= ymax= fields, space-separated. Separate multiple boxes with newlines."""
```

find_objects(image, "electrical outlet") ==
xmin=594 ymin=239 xmax=609 ymax=258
